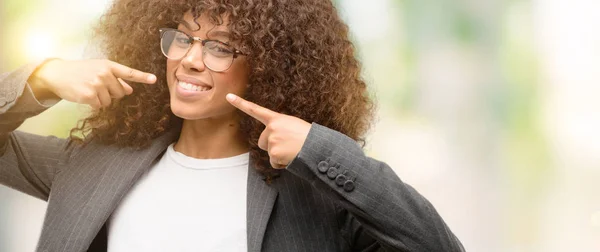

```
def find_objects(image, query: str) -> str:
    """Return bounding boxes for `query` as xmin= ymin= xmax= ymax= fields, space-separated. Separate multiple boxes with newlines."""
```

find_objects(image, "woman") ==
xmin=0 ymin=0 xmax=464 ymax=251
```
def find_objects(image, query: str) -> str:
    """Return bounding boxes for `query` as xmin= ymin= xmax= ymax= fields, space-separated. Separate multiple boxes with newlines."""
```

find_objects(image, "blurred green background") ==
xmin=1 ymin=0 xmax=599 ymax=251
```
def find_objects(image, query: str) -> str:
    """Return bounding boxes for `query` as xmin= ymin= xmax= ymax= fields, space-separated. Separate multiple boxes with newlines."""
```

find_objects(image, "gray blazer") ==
xmin=0 ymin=63 xmax=465 ymax=252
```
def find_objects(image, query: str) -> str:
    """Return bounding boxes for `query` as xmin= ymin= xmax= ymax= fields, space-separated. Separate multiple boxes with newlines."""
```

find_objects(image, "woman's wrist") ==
xmin=27 ymin=58 xmax=61 ymax=101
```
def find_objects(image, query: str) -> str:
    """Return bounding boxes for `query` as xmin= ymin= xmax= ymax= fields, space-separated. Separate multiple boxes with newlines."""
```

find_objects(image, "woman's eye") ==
xmin=175 ymin=37 xmax=190 ymax=44
xmin=215 ymin=46 xmax=231 ymax=53
xmin=171 ymin=33 xmax=191 ymax=47
xmin=207 ymin=43 xmax=232 ymax=54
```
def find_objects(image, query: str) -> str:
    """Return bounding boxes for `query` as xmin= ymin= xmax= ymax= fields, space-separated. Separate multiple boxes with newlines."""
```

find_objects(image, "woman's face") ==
xmin=166 ymin=11 xmax=249 ymax=121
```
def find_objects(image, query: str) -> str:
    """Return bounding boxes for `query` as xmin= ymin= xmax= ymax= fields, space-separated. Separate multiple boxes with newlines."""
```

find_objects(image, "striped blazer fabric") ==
xmin=0 ymin=63 xmax=465 ymax=252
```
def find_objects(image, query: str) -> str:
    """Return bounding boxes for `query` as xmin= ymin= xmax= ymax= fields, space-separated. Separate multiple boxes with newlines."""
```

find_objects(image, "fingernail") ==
xmin=226 ymin=93 xmax=237 ymax=102
xmin=147 ymin=74 xmax=157 ymax=83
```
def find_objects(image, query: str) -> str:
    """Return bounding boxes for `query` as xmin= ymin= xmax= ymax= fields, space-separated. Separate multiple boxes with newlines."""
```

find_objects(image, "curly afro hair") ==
xmin=71 ymin=0 xmax=376 ymax=182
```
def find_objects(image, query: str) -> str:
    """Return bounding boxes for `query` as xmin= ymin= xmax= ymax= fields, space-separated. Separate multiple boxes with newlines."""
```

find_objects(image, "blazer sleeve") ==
xmin=286 ymin=123 xmax=465 ymax=252
xmin=0 ymin=62 xmax=68 ymax=201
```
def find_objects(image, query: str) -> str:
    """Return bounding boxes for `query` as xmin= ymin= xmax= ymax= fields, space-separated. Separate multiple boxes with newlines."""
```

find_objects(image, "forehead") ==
xmin=179 ymin=11 xmax=230 ymax=32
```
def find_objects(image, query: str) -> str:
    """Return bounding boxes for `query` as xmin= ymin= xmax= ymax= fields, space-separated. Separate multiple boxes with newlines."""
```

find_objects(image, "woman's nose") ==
xmin=181 ymin=42 xmax=206 ymax=72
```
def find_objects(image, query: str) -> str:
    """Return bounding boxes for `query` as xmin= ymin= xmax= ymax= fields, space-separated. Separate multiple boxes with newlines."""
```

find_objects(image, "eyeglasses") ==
xmin=159 ymin=28 xmax=246 ymax=72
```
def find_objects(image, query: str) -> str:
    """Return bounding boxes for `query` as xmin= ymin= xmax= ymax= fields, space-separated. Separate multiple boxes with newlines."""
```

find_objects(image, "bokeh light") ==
xmin=24 ymin=30 xmax=57 ymax=61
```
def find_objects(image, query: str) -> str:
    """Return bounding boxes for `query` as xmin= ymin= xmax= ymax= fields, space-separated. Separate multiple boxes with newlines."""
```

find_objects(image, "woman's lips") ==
xmin=175 ymin=80 xmax=213 ymax=100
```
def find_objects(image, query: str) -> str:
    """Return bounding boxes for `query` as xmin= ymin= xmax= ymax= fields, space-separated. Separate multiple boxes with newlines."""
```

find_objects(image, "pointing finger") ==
xmin=226 ymin=93 xmax=277 ymax=124
xmin=110 ymin=61 xmax=157 ymax=84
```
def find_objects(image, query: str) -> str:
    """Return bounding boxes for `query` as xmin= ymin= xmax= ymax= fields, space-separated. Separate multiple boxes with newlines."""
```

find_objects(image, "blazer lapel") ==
xmin=246 ymin=161 xmax=279 ymax=252
xmin=36 ymin=130 xmax=178 ymax=252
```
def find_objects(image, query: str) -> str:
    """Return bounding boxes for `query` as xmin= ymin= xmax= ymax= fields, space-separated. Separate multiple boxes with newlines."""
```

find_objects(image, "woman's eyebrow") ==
xmin=207 ymin=30 xmax=231 ymax=41
xmin=180 ymin=20 xmax=197 ymax=31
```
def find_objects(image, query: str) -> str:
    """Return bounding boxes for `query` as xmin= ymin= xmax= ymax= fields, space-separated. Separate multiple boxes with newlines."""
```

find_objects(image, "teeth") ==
xmin=178 ymin=81 xmax=211 ymax=92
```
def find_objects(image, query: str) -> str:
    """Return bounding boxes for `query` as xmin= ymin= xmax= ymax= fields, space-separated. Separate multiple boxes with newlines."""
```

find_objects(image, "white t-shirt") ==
xmin=107 ymin=143 xmax=249 ymax=252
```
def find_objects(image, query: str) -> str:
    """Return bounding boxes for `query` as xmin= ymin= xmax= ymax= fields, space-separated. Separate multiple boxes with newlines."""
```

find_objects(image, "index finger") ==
xmin=226 ymin=93 xmax=276 ymax=124
xmin=110 ymin=61 xmax=157 ymax=84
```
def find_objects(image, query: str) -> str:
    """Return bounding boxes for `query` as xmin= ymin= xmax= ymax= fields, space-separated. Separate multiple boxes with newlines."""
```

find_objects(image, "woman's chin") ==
xmin=170 ymin=104 xmax=206 ymax=120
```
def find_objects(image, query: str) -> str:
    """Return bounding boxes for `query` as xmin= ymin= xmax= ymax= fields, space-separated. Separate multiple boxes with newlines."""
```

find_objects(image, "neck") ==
xmin=174 ymin=115 xmax=249 ymax=159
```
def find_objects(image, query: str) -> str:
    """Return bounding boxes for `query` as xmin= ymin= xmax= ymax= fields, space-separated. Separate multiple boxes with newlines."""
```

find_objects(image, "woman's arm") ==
xmin=1 ymin=58 xmax=157 ymax=201
xmin=286 ymin=123 xmax=465 ymax=252
xmin=0 ymin=62 xmax=68 ymax=201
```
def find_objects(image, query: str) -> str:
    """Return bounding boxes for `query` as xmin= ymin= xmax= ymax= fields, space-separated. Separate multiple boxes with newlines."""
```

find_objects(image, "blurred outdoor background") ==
xmin=1 ymin=0 xmax=599 ymax=251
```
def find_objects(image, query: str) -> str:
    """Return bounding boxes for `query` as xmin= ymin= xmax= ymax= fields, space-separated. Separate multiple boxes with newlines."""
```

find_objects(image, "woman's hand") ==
xmin=226 ymin=93 xmax=312 ymax=169
xmin=28 ymin=59 xmax=157 ymax=109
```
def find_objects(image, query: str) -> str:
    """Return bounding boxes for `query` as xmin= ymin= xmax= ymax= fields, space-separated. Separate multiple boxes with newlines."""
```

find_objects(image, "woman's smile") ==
xmin=174 ymin=75 xmax=214 ymax=100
